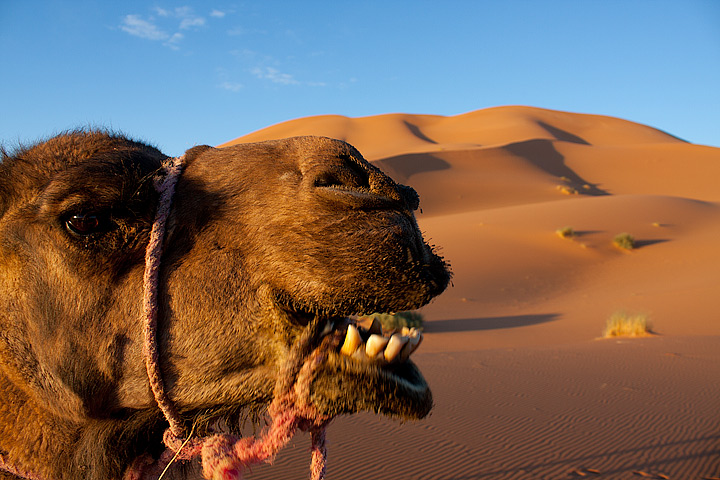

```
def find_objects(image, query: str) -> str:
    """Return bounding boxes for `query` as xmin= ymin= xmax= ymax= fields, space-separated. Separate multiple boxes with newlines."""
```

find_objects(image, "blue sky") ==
xmin=1 ymin=1 xmax=718 ymax=156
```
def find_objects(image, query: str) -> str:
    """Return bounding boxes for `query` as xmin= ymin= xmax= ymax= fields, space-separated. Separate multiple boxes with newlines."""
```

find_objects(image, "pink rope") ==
xmin=142 ymin=155 xmax=187 ymax=440
xmin=131 ymin=156 xmax=334 ymax=480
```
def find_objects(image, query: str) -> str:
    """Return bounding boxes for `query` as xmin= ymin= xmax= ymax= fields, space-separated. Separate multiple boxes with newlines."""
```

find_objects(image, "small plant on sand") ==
xmin=613 ymin=232 xmax=635 ymax=250
xmin=603 ymin=311 xmax=653 ymax=338
xmin=556 ymin=185 xmax=578 ymax=195
xmin=361 ymin=311 xmax=424 ymax=332
xmin=556 ymin=226 xmax=575 ymax=239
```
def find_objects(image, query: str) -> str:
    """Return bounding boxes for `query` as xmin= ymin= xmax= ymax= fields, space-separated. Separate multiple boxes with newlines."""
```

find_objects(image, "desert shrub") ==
xmin=556 ymin=185 xmax=578 ymax=195
xmin=603 ymin=311 xmax=652 ymax=338
xmin=613 ymin=232 xmax=635 ymax=250
xmin=556 ymin=226 xmax=575 ymax=239
xmin=361 ymin=311 xmax=424 ymax=332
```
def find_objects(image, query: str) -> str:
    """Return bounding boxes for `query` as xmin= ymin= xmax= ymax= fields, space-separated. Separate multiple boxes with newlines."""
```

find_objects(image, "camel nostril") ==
xmin=313 ymin=163 xmax=370 ymax=191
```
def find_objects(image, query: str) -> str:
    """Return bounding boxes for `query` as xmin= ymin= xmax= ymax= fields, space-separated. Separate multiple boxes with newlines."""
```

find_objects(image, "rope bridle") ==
xmin=1 ymin=155 xmax=332 ymax=480
xmin=132 ymin=155 xmax=333 ymax=480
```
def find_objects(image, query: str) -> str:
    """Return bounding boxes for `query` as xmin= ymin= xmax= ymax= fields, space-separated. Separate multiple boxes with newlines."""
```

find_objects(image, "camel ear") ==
xmin=0 ymin=190 xmax=6 ymax=219
xmin=0 ymin=149 xmax=10 ymax=219
xmin=183 ymin=145 xmax=214 ymax=163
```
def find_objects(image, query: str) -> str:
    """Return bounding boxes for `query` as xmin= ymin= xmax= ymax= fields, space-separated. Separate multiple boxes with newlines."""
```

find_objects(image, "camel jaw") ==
xmin=302 ymin=317 xmax=433 ymax=419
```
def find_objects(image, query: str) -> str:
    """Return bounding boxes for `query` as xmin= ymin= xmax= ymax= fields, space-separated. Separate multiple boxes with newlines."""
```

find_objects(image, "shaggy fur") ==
xmin=0 ymin=131 xmax=450 ymax=480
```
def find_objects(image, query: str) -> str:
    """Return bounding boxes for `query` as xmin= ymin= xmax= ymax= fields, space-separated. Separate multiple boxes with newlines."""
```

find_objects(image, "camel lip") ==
xmin=308 ymin=337 xmax=433 ymax=418
xmin=324 ymin=349 xmax=428 ymax=390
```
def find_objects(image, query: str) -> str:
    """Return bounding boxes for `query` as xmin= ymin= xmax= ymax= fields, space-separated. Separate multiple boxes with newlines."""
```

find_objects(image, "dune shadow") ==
xmin=374 ymin=152 xmax=450 ymax=183
xmin=503 ymin=139 xmax=608 ymax=196
xmin=424 ymin=313 xmax=559 ymax=333
xmin=635 ymin=238 xmax=670 ymax=248
xmin=537 ymin=120 xmax=590 ymax=145
xmin=403 ymin=120 xmax=437 ymax=144
xmin=574 ymin=230 xmax=604 ymax=237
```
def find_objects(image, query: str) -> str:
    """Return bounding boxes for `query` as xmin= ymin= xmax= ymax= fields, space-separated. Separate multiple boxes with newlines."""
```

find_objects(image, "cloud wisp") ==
xmin=120 ymin=6 xmax=222 ymax=49
xmin=250 ymin=66 xmax=299 ymax=85
xmin=120 ymin=15 xmax=169 ymax=41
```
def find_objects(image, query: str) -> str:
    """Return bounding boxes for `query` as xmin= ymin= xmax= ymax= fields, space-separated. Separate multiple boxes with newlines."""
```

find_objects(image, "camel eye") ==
xmin=314 ymin=171 xmax=343 ymax=188
xmin=65 ymin=213 xmax=103 ymax=236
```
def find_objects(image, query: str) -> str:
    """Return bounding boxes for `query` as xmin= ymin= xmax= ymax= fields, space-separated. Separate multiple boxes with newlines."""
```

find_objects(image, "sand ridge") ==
xmin=221 ymin=106 xmax=720 ymax=479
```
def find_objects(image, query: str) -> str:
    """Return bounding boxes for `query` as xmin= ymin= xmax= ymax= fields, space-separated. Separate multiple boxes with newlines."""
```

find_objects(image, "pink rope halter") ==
xmin=129 ymin=156 xmax=333 ymax=480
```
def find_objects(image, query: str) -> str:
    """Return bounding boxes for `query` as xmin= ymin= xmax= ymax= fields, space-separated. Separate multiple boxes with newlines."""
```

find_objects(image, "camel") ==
xmin=0 ymin=131 xmax=450 ymax=480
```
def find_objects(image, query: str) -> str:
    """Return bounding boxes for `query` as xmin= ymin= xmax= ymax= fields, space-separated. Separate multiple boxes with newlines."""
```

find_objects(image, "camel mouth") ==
xmin=298 ymin=315 xmax=432 ymax=419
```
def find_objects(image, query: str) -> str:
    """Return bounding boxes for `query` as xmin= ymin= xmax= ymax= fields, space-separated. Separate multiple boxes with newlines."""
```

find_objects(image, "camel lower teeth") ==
xmin=366 ymin=334 xmax=390 ymax=357
xmin=384 ymin=334 xmax=409 ymax=362
xmin=339 ymin=324 xmax=423 ymax=363
xmin=400 ymin=334 xmax=422 ymax=361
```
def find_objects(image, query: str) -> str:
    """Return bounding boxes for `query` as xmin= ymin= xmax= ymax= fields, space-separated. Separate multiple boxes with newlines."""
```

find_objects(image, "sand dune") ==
xmin=221 ymin=106 xmax=720 ymax=479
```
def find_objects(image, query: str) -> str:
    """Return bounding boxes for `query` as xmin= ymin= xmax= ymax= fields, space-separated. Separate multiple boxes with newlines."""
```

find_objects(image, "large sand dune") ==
xmin=220 ymin=106 xmax=720 ymax=479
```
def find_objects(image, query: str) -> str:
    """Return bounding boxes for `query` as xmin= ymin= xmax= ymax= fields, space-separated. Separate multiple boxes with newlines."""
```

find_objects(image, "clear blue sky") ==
xmin=1 ymin=1 xmax=718 ymax=156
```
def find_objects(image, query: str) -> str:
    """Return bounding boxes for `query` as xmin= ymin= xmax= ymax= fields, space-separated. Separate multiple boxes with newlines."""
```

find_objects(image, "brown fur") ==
xmin=0 ymin=131 xmax=450 ymax=479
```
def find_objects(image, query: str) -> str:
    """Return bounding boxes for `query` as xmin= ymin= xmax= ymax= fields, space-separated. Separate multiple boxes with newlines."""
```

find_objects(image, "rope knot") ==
xmin=162 ymin=430 xmax=204 ymax=461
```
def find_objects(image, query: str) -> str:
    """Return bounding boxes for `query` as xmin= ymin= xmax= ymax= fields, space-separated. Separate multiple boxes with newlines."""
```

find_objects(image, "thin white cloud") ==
xmin=120 ymin=6 xmax=214 ymax=49
xmin=227 ymin=26 xmax=267 ymax=36
xmin=251 ymin=66 xmax=299 ymax=85
xmin=210 ymin=10 xmax=225 ymax=18
xmin=164 ymin=32 xmax=184 ymax=50
xmin=219 ymin=81 xmax=243 ymax=92
xmin=120 ymin=15 xmax=169 ymax=41
xmin=174 ymin=6 xmax=193 ymax=17
xmin=180 ymin=16 xmax=205 ymax=29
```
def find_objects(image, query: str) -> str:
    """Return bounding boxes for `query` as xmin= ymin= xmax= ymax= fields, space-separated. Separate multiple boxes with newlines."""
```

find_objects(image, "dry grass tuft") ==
xmin=556 ymin=226 xmax=575 ymax=239
xmin=603 ymin=311 xmax=653 ymax=338
xmin=360 ymin=311 xmax=423 ymax=332
xmin=556 ymin=185 xmax=578 ymax=195
xmin=613 ymin=232 xmax=635 ymax=250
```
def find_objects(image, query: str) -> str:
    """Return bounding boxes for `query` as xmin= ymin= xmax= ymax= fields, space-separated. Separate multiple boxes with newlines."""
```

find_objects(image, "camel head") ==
xmin=0 ymin=131 xmax=450 ymax=479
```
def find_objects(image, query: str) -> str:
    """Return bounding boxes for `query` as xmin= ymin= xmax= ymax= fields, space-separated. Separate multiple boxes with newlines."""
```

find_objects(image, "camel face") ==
xmin=0 ymin=131 xmax=449 ymax=478
xmin=166 ymin=136 xmax=449 ymax=419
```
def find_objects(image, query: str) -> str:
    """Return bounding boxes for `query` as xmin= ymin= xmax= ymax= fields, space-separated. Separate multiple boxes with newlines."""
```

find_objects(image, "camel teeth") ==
xmin=401 ymin=326 xmax=411 ymax=336
xmin=400 ymin=333 xmax=423 ymax=361
xmin=365 ymin=334 xmax=390 ymax=357
xmin=384 ymin=334 xmax=409 ymax=363
xmin=340 ymin=324 xmax=362 ymax=356
xmin=320 ymin=320 xmax=333 ymax=337
xmin=368 ymin=318 xmax=383 ymax=335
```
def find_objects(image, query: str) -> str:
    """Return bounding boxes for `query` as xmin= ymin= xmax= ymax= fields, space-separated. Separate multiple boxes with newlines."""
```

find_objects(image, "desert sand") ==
xmin=220 ymin=106 xmax=720 ymax=479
